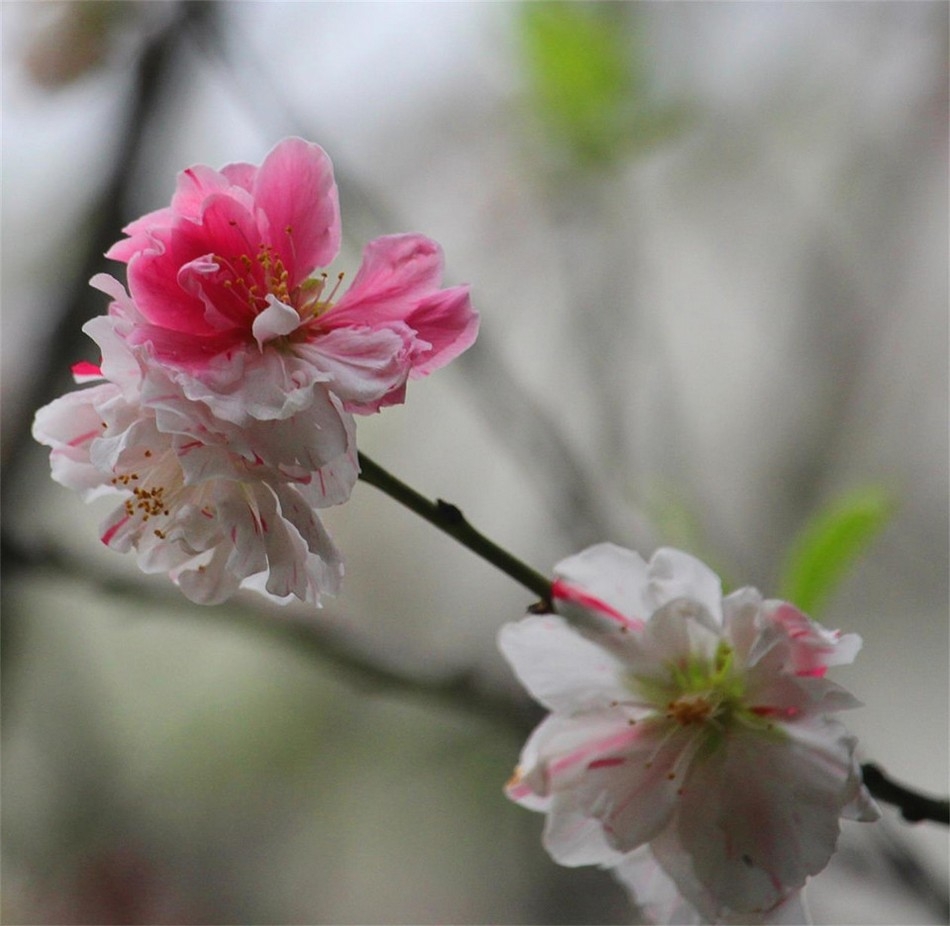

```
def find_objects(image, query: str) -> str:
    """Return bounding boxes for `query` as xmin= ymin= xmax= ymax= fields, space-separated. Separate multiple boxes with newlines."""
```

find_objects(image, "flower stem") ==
xmin=357 ymin=452 xmax=553 ymax=608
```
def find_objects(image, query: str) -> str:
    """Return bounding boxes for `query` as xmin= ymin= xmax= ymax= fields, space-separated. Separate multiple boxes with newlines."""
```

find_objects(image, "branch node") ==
xmin=436 ymin=499 xmax=465 ymax=525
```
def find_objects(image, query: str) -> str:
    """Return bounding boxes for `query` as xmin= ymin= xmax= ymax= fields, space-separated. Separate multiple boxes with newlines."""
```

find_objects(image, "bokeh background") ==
xmin=2 ymin=2 xmax=947 ymax=923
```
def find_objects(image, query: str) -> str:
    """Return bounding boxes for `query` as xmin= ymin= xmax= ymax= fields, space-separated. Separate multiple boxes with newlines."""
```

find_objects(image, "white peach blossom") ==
xmin=499 ymin=544 xmax=878 ymax=924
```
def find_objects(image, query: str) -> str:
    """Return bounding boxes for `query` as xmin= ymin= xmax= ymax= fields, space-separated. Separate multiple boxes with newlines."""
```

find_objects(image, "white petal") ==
xmin=666 ymin=717 xmax=857 ymax=917
xmin=554 ymin=543 xmax=651 ymax=625
xmin=498 ymin=615 xmax=630 ymax=713
xmin=542 ymin=800 xmax=625 ymax=867
xmin=625 ymin=598 xmax=723 ymax=687
xmin=274 ymin=482 xmax=344 ymax=572
xmin=32 ymin=386 xmax=116 ymax=496
xmin=647 ymin=547 xmax=724 ymax=622
xmin=252 ymin=295 xmax=301 ymax=348
xmin=294 ymin=324 xmax=411 ymax=407
xmin=514 ymin=710 xmax=688 ymax=850
xmin=297 ymin=443 xmax=360 ymax=508
xmin=611 ymin=846 xmax=704 ymax=925
xmin=510 ymin=712 xmax=653 ymax=804
xmin=82 ymin=314 xmax=143 ymax=397
xmin=175 ymin=545 xmax=242 ymax=605
xmin=168 ymin=346 xmax=324 ymax=425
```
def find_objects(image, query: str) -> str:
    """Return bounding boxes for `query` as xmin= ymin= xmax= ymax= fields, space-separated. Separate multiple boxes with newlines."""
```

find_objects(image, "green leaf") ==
xmin=778 ymin=486 xmax=895 ymax=615
xmin=519 ymin=3 xmax=630 ymax=162
xmin=519 ymin=2 xmax=689 ymax=167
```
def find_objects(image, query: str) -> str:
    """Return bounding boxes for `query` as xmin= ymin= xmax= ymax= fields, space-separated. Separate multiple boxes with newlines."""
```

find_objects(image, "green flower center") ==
xmin=632 ymin=641 xmax=784 ymax=744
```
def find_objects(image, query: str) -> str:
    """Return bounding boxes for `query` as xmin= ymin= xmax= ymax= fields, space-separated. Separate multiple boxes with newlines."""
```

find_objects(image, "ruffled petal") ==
xmin=404 ymin=285 xmax=479 ymax=377
xmin=325 ymin=234 xmax=445 ymax=325
xmin=667 ymin=717 xmax=860 ymax=917
xmin=31 ymin=386 xmax=115 ymax=497
xmin=159 ymin=344 xmax=326 ymax=424
xmin=762 ymin=601 xmax=863 ymax=676
xmin=294 ymin=323 xmax=413 ymax=411
xmin=175 ymin=544 xmax=243 ymax=605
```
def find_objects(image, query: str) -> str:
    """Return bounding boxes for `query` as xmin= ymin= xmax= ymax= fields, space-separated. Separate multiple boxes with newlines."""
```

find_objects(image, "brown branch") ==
xmin=861 ymin=763 xmax=950 ymax=826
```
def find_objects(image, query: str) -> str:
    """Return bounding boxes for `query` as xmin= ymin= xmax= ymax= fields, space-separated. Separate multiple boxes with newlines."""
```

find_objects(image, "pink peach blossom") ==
xmin=103 ymin=137 xmax=478 ymax=435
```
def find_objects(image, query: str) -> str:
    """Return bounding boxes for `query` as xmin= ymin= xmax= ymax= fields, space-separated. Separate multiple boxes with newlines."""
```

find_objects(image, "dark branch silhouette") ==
xmin=861 ymin=763 xmax=950 ymax=826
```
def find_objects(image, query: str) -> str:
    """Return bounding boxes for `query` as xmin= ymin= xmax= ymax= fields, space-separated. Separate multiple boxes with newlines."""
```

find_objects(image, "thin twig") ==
xmin=357 ymin=452 xmax=554 ymax=608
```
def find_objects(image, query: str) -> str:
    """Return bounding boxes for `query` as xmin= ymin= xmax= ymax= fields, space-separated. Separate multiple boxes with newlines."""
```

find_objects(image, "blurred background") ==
xmin=1 ymin=2 xmax=947 ymax=923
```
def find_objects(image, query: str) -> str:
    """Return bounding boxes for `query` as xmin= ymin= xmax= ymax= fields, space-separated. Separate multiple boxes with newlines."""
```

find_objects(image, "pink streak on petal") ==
xmin=67 ymin=429 xmax=101 ymax=447
xmin=101 ymin=516 xmax=131 ymax=546
xmin=71 ymin=360 xmax=103 ymax=380
xmin=548 ymin=726 xmax=642 ymax=782
xmin=588 ymin=757 xmax=627 ymax=770
xmin=750 ymin=705 xmax=802 ymax=719
xmin=506 ymin=779 xmax=535 ymax=801
xmin=552 ymin=578 xmax=645 ymax=631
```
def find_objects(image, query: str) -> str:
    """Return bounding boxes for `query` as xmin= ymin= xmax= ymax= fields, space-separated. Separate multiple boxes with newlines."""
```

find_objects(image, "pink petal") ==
xmin=106 ymin=162 xmax=258 ymax=264
xmin=220 ymin=161 xmax=257 ymax=191
xmin=325 ymin=234 xmax=445 ymax=326
xmin=404 ymin=285 xmax=479 ymax=378
xmin=125 ymin=227 xmax=217 ymax=335
xmin=128 ymin=192 xmax=264 ymax=334
xmin=765 ymin=602 xmax=863 ymax=674
xmin=253 ymin=137 xmax=340 ymax=284
xmin=71 ymin=360 xmax=103 ymax=382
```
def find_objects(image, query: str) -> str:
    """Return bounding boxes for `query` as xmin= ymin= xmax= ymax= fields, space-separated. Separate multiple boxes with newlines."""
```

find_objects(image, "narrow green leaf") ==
xmin=517 ymin=3 xmax=640 ymax=164
xmin=778 ymin=487 xmax=894 ymax=615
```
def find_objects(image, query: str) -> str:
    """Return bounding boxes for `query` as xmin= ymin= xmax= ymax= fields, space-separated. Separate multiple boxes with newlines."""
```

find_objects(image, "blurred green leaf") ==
xmin=518 ymin=3 xmax=690 ymax=166
xmin=778 ymin=486 xmax=894 ymax=615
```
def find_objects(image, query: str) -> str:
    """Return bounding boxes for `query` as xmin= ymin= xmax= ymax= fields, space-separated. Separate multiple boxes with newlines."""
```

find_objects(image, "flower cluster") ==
xmin=499 ymin=544 xmax=878 ymax=924
xmin=33 ymin=138 xmax=478 ymax=604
